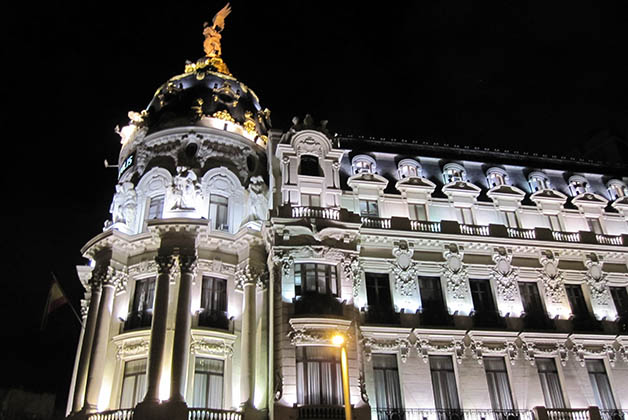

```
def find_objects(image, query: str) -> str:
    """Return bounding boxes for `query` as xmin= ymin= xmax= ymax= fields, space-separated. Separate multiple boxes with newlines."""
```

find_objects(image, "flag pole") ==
xmin=51 ymin=272 xmax=84 ymax=329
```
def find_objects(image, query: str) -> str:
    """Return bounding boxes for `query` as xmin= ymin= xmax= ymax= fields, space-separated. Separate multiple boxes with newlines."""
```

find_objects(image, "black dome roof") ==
xmin=144 ymin=57 xmax=271 ymax=145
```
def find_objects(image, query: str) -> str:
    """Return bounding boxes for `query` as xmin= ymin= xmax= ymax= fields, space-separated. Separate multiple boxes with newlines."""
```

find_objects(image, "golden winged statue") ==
xmin=203 ymin=3 xmax=232 ymax=57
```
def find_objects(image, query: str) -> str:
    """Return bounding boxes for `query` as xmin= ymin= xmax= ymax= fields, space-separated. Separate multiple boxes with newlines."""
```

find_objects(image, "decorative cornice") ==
xmin=362 ymin=337 xmax=411 ymax=363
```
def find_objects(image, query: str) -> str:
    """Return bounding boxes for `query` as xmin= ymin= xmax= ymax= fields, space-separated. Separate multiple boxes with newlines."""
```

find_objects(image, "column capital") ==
xmin=235 ymin=264 xmax=268 ymax=291
xmin=155 ymin=255 xmax=176 ymax=274
xmin=89 ymin=265 xmax=114 ymax=290
xmin=178 ymin=254 xmax=197 ymax=274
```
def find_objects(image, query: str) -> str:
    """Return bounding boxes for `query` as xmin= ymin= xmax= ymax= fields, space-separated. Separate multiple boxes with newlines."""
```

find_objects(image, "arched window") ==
xmin=607 ymin=179 xmax=627 ymax=200
xmin=397 ymin=159 xmax=422 ymax=179
xmin=443 ymin=163 xmax=466 ymax=184
xmin=299 ymin=155 xmax=322 ymax=177
xmin=568 ymin=175 xmax=589 ymax=196
xmin=528 ymin=171 xmax=551 ymax=192
xmin=486 ymin=167 xmax=509 ymax=188
xmin=352 ymin=155 xmax=376 ymax=175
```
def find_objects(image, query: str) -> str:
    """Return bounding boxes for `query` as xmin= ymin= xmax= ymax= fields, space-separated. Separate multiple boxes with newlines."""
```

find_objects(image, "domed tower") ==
xmin=67 ymin=5 xmax=272 ymax=420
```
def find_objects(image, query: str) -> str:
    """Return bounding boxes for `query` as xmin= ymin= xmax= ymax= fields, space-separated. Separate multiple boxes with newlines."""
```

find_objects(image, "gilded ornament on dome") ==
xmin=192 ymin=98 xmax=204 ymax=118
xmin=243 ymin=112 xmax=257 ymax=135
xmin=212 ymin=110 xmax=235 ymax=123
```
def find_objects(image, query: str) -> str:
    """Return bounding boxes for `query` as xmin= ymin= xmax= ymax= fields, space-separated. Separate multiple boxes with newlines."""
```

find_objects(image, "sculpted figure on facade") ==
xmin=247 ymin=175 xmax=269 ymax=222
xmin=391 ymin=240 xmax=419 ymax=297
xmin=490 ymin=247 xmax=519 ymax=301
xmin=442 ymin=244 xmax=469 ymax=300
xmin=584 ymin=253 xmax=610 ymax=306
xmin=115 ymin=110 xmax=146 ymax=146
xmin=538 ymin=250 xmax=566 ymax=304
xmin=171 ymin=166 xmax=200 ymax=211
xmin=110 ymin=182 xmax=137 ymax=227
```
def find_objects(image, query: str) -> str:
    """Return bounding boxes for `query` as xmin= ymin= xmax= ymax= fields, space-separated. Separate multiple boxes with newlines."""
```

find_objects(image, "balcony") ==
xmin=293 ymin=294 xmax=344 ymax=317
xmin=123 ymin=310 xmax=153 ymax=332
xmin=419 ymin=306 xmax=454 ymax=327
xmin=362 ymin=305 xmax=401 ymax=325
xmin=471 ymin=310 xmax=506 ymax=329
xmin=277 ymin=205 xmax=627 ymax=247
xmin=198 ymin=309 xmax=231 ymax=331
xmin=298 ymin=405 xmax=346 ymax=420
xmin=86 ymin=408 xmax=242 ymax=420
xmin=372 ymin=409 xmax=533 ymax=420
xmin=521 ymin=312 xmax=555 ymax=331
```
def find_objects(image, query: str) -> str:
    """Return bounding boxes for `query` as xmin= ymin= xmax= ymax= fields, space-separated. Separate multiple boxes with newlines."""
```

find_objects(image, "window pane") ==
xmin=484 ymin=357 xmax=514 ymax=410
xmin=429 ymin=356 xmax=460 ymax=410
xmin=296 ymin=346 xmax=343 ymax=406
xmin=193 ymin=358 xmax=224 ymax=409
xmin=148 ymin=195 xmax=164 ymax=220
xmin=120 ymin=358 xmax=147 ymax=409
xmin=536 ymin=358 xmax=565 ymax=408
xmin=586 ymin=359 xmax=616 ymax=410
xmin=373 ymin=354 xmax=403 ymax=410
xmin=295 ymin=263 xmax=337 ymax=296
xmin=565 ymin=284 xmax=589 ymax=319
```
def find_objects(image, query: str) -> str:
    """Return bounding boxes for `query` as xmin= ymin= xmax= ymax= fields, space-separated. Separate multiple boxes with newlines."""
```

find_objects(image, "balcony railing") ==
xmin=88 ymin=409 xmax=134 ymax=420
xmin=278 ymin=206 xmax=627 ymax=247
xmin=362 ymin=216 xmax=392 ymax=229
xmin=292 ymin=206 xmax=340 ymax=220
xmin=546 ymin=408 xmax=590 ymax=420
xmin=460 ymin=224 xmax=490 ymax=236
xmin=198 ymin=309 xmax=231 ymax=331
xmin=600 ymin=409 xmax=628 ymax=420
xmin=362 ymin=305 xmax=401 ymax=325
xmin=188 ymin=408 xmax=242 ymax=420
xmin=372 ymin=408 xmax=534 ymax=420
xmin=293 ymin=294 xmax=344 ymax=317
xmin=299 ymin=405 xmax=346 ymax=419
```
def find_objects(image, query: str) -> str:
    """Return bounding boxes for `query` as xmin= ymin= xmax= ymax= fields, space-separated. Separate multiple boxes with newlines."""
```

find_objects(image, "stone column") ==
xmin=237 ymin=265 xmax=264 ymax=407
xmin=71 ymin=276 xmax=102 ymax=412
xmin=169 ymin=254 xmax=196 ymax=402
xmin=143 ymin=254 xmax=175 ymax=403
xmin=83 ymin=267 xmax=117 ymax=412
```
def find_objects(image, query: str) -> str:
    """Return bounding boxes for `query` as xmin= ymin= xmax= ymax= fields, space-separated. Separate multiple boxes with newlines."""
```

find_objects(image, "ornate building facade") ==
xmin=66 ymin=8 xmax=628 ymax=420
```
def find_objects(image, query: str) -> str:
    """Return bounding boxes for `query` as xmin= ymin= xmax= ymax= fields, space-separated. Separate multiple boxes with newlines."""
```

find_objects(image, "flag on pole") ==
xmin=41 ymin=274 xmax=70 ymax=330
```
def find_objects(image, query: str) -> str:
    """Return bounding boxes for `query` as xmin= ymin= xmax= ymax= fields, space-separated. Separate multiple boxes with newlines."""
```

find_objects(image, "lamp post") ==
xmin=332 ymin=334 xmax=351 ymax=420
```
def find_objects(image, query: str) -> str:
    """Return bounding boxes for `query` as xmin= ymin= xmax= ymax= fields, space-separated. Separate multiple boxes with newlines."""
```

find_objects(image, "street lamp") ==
xmin=332 ymin=334 xmax=351 ymax=420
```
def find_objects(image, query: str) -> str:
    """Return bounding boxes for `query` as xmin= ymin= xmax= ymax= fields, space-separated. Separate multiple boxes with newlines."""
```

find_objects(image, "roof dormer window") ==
xmin=568 ymin=175 xmax=589 ymax=196
xmin=607 ymin=179 xmax=628 ymax=200
xmin=397 ymin=159 xmax=422 ymax=179
xmin=486 ymin=167 xmax=509 ymax=188
xmin=443 ymin=163 xmax=466 ymax=184
xmin=528 ymin=171 xmax=551 ymax=192
xmin=352 ymin=155 xmax=376 ymax=175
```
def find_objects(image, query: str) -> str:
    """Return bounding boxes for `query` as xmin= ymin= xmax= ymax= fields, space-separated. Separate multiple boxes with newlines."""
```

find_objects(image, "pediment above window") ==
xmin=442 ymin=181 xmax=481 ymax=204
xmin=611 ymin=196 xmax=628 ymax=214
xmin=487 ymin=185 xmax=526 ymax=199
xmin=395 ymin=176 xmax=436 ymax=198
xmin=572 ymin=192 xmax=608 ymax=207
xmin=347 ymin=172 xmax=389 ymax=192
xmin=530 ymin=189 xmax=568 ymax=203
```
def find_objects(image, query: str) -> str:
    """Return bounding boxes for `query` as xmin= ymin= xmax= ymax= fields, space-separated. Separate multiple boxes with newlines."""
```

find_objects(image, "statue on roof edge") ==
xmin=203 ymin=3 xmax=232 ymax=58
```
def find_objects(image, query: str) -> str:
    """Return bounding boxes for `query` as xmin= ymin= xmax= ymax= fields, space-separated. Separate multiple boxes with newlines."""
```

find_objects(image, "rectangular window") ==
xmin=536 ymin=358 xmax=565 ymax=408
xmin=296 ymin=346 xmax=343 ymax=406
xmin=519 ymin=282 xmax=547 ymax=318
xmin=209 ymin=195 xmax=229 ymax=231
xmin=547 ymin=215 xmax=561 ymax=231
xmin=587 ymin=217 xmax=603 ymax=234
xmin=193 ymin=357 xmax=224 ymax=409
xmin=125 ymin=277 xmax=155 ymax=330
xmin=373 ymin=354 xmax=403 ymax=411
xmin=429 ymin=355 xmax=460 ymax=410
xmin=456 ymin=207 xmax=474 ymax=224
xmin=610 ymin=286 xmax=628 ymax=319
xmin=418 ymin=276 xmax=445 ymax=313
xmin=360 ymin=200 xmax=379 ymax=217
xmin=565 ymin=284 xmax=590 ymax=320
xmin=409 ymin=203 xmax=428 ymax=221
xmin=586 ymin=359 xmax=617 ymax=410
xmin=294 ymin=263 xmax=337 ymax=296
xmin=147 ymin=195 xmax=164 ymax=220
xmin=503 ymin=211 xmax=520 ymax=228
xmin=120 ymin=358 xmax=147 ymax=409
xmin=199 ymin=276 xmax=228 ymax=329
xmin=483 ymin=357 xmax=514 ymax=410
xmin=470 ymin=279 xmax=497 ymax=315
xmin=365 ymin=273 xmax=393 ymax=310
xmin=301 ymin=193 xmax=321 ymax=207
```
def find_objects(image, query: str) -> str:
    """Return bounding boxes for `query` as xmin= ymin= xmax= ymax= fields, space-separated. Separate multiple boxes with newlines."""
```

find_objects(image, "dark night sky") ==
xmin=2 ymin=1 xmax=628 ymax=412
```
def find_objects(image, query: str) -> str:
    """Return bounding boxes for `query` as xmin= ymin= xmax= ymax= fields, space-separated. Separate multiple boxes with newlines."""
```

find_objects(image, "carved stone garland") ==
xmin=521 ymin=341 xmax=569 ymax=366
xmin=415 ymin=338 xmax=466 ymax=364
xmin=190 ymin=339 xmax=234 ymax=358
xmin=538 ymin=251 xmax=566 ymax=304
xmin=362 ymin=337 xmax=411 ymax=363
xmin=584 ymin=254 xmax=610 ymax=306
xmin=489 ymin=248 xmax=519 ymax=302
xmin=469 ymin=339 xmax=518 ymax=365
xmin=116 ymin=339 xmax=150 ymax=360
xmin=391 ymin=240 xmax=419 ymax=297
xmin=442 ymin=244 xmax=469 ymax=300
xmin=572 ymin=343 xmax=616 ymax=367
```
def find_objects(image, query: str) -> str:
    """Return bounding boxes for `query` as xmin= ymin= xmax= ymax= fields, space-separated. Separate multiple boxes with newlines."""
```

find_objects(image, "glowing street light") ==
xmin=332 ymin=333 xmax=351 ymax=420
